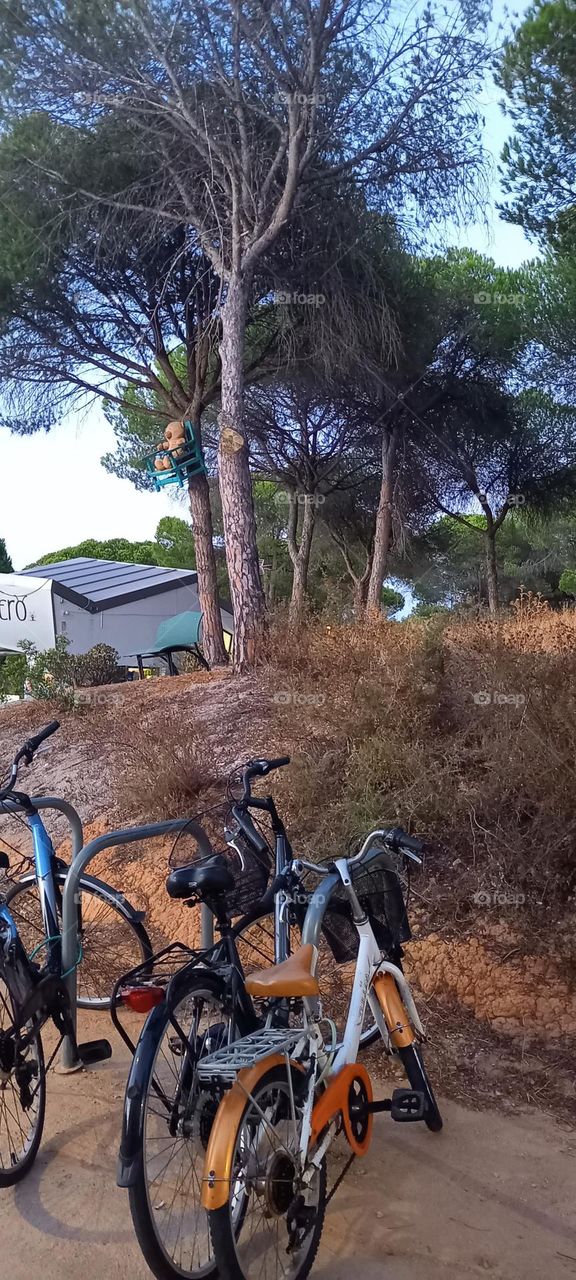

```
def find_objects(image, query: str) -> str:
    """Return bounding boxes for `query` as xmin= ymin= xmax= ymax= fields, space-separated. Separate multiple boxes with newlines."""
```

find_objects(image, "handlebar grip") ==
xmin=264 ymin=756 xmax=290 ymax=772
xmin=389 ymin=828 xmax=424 ymax=855
xmin=23 ymin=721 xmax=60 ymax=758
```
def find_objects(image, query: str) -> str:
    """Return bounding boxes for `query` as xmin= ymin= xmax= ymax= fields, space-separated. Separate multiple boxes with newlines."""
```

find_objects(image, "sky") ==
xmin=0 ymin=0 xmax=535 ymax=573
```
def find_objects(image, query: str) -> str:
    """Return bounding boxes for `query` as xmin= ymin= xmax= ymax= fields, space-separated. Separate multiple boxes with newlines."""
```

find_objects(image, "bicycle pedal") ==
xmin=77 ymin=1038 xmax=112 ymax=1066
xmin=390 ymin=1088 xmax=426 ymax=1121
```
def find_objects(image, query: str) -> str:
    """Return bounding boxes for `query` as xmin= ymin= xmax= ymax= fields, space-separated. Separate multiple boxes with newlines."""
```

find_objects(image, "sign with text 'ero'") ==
xmin=0 ymin=575 xmax=56 ymax=654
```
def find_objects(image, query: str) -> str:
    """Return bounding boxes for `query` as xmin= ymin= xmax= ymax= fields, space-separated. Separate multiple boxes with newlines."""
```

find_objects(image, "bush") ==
xmin=20 ymin=636 xmax=76 ymax=707
xmin=18 ymin=638 xmax=123 ymax=706
xmin=559 ymin=569 xmax=576 ymax=596
xmin=0 ymin=653 xmax=27 ymax=700
xmin=74 ymin=643 xmax=123 ymax=687
xmin=113 ymin=708 xmax=220 ymax=821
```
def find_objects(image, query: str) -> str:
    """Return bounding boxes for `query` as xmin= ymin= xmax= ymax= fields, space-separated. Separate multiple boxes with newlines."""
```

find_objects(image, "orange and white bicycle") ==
xmin=200 ymin=828 xmax=442 ymax=1280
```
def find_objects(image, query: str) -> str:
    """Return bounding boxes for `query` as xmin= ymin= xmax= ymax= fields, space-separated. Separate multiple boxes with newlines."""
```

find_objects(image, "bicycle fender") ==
xmin=117 ymin=968 xmax=231 ymax=1187
xmin=371 ymin=972 xmax=415 ymax=1049
xmin=201 ymin=1055 xmax=302 ymax=1211
xmin=117 ymin=1002 xmax=169 ymax=1187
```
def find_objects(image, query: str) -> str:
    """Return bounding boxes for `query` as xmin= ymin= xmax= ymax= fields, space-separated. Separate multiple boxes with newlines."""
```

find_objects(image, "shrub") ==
xmin=112 ymin=708 xmax=220 ymax=822
xmin=559 ymin=569 xmax=576 ymax=596
xmin=0 ymin=653 xmax=27 ymax=701
xmin=74 ymin=643 xmax=123 ymax=687
xmin=20 ymin=637 xmax=76 ymax=707
xmin=18 ymin=638 xmax=123 ymax=707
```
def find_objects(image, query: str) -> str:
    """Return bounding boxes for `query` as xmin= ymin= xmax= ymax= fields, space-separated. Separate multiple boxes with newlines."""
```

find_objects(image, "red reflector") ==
xmin=122 ymin=986 xmax=165 ymax=1013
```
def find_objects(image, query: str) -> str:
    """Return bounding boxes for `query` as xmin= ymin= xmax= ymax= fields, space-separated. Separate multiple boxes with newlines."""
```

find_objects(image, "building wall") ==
xmin=53 ymin=589 xmax=233 ymax=665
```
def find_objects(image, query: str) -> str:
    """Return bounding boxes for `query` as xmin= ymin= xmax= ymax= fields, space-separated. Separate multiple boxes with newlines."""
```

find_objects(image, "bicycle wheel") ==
xmin=6 ymin=872 xmax=152 ymax=1010
xmin=399 ymin=1042 xmax=443 ymax=1132
xmin=207 ymin=1064 xmax=327 ymax=1280
xmin=0 ymin=978 xmax=46 ymax=1186
xmin=125 ymin=970 xmax=239 ymax=1280
xmin=235 ymin=912 xmax=380 ymax=1049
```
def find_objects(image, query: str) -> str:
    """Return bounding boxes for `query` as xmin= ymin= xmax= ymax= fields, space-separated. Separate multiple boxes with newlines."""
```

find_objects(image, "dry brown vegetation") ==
xmin=2 ymin=601 xmax=576 ymax=1106
xmin=259 ymin=597 xmax=576 ymax=943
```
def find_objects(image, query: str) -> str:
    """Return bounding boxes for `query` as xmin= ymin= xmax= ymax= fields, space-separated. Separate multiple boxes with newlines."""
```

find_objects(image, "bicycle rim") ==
xmin=7 ymin=874 xmax=150 ymax=1009
xmin=210 ymin=1068 xmax=326 ymax=1280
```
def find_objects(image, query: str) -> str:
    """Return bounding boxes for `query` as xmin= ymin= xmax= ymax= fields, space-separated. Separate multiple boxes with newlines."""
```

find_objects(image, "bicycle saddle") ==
xmin=245 ymin=944 xmax=320 ymax=998
xmin=166 ymin=855 xmax=235 ymax=900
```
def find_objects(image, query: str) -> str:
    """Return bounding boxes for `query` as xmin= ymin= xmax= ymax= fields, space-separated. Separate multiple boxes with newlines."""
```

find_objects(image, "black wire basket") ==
xmin=167 ymin=804 xmax=274 ymax=919
xmin=320 ymin=854 xmax=412 ymax=964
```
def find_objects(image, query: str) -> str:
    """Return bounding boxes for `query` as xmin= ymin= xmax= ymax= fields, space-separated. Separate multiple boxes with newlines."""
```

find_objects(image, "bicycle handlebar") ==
xmin=240 ymin=755 xmax=290 ymax=803
xmin=0 ymin=721 xmax=60 ymax=802
xmin=292 ymin=826 xmax=424 ymax=878
xmin=20 ymin=721 xmax=60 ymax=764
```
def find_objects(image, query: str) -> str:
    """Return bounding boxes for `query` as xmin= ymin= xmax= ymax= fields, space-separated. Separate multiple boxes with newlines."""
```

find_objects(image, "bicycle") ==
xmin=0 ymin=721 xmax=151 ymax=1185
xmin=115 ymin=759 xmax=427 ymax=1280
xmin=200 ymin=828 xmax=442 ymax=1280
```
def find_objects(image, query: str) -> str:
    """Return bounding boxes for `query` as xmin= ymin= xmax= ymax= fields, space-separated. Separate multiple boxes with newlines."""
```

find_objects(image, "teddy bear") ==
xmin=164 ymin=420 xmax=187 ymax=458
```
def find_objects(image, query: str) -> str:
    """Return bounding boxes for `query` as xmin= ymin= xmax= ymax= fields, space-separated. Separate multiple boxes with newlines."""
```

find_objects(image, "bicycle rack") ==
xmin=60 ymin=819 xmax=215 ymax=1070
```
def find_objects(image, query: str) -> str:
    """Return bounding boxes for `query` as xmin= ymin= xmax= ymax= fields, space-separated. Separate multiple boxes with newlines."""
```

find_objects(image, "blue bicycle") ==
xmin=0 ymin=721 xmax=151 ymax=1185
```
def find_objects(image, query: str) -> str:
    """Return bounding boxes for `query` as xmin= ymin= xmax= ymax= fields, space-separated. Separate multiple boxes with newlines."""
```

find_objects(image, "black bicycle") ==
xmin=115 ymin=756 xmax=416 ymax=1280
xmin=0 ymin=723 xmax=150 ymax=1185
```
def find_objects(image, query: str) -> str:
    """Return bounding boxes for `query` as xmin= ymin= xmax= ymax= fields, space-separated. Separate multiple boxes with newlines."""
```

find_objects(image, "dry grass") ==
xmin=112 ymin=707 xmax=223 ymax=823
xmin=69 ymin=599 xmax=576 ymax=946
xmin=260 ymin=601 xmax=576 ymax=937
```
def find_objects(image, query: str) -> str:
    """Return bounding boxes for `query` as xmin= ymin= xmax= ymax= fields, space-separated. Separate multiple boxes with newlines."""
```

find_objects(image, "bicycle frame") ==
xmin=229 ymin=794 xmax=294 ymax=964
xmin=302 ymin=853 xmax=425 ymax=1076
xmin=27 ymin=812 xmax=61 ymax=973
xmin=0 ymin=808 xmax=60 ymax=1003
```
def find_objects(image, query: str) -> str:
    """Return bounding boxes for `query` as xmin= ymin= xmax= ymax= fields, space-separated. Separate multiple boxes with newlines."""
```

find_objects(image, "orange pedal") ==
xmin=310 ymin=1063 xmax=373 ymax=1157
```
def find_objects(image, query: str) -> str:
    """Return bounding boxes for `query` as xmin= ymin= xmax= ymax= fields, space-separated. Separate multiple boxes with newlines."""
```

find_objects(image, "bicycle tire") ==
xmin=207 ymin=1064 xmax=327 ymax=1280
xmin=0 ymin=982 xmax=46 ymax=1186
xmin=123 ymin=968 xmax=246 ymax=1280
xmin=6 ymin=872 xmax=152 ymax=1010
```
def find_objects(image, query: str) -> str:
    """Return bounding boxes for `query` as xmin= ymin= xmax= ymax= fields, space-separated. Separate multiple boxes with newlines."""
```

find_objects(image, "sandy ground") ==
xmin=1 ymin=1012 xmax=575 ymax=1280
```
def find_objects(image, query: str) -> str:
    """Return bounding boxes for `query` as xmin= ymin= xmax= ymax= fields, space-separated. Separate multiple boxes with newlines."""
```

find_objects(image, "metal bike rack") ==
xmin=1 ymin=795 xmax=84 ymax=1064
xmin=60 ymin=819 xmax=215 ymax=1070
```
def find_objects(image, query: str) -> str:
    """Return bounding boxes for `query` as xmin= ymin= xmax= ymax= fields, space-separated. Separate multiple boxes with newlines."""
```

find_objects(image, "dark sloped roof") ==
xmin=21 ymin=558 xmax=198 ymax=613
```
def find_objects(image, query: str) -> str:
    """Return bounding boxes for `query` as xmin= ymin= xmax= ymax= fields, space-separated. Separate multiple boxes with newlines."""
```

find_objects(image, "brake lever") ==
xmin=403 ymin=848 xmax=423 ymax=865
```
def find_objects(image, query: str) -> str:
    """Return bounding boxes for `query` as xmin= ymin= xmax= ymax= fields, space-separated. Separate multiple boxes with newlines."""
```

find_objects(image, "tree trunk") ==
xmin=187 ymin=470 xmax=228 ymax=666
xmin=288 ymin=495 xmax=316 ymax=623
xmin=353 ymin=574 xmax=369 ymax=618
xmin=365 ymin=424 xmax=398 ymax=618
xmin=218 ymin=273 xmax=266 ymax=669
xmin=484 ymin=524 xmax=499 ymax=616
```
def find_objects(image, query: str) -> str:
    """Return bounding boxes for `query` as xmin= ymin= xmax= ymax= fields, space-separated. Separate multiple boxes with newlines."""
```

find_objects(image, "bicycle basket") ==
xmin=321 ymin=854 xmax=411 ymax=964
xmin=168 ymin=804 xmax=273 ymax=919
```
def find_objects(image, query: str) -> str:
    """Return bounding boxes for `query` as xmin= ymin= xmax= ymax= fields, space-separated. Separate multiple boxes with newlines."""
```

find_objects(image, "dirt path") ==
xmin=1 ymin=1012 xmax=575 ymax=1280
